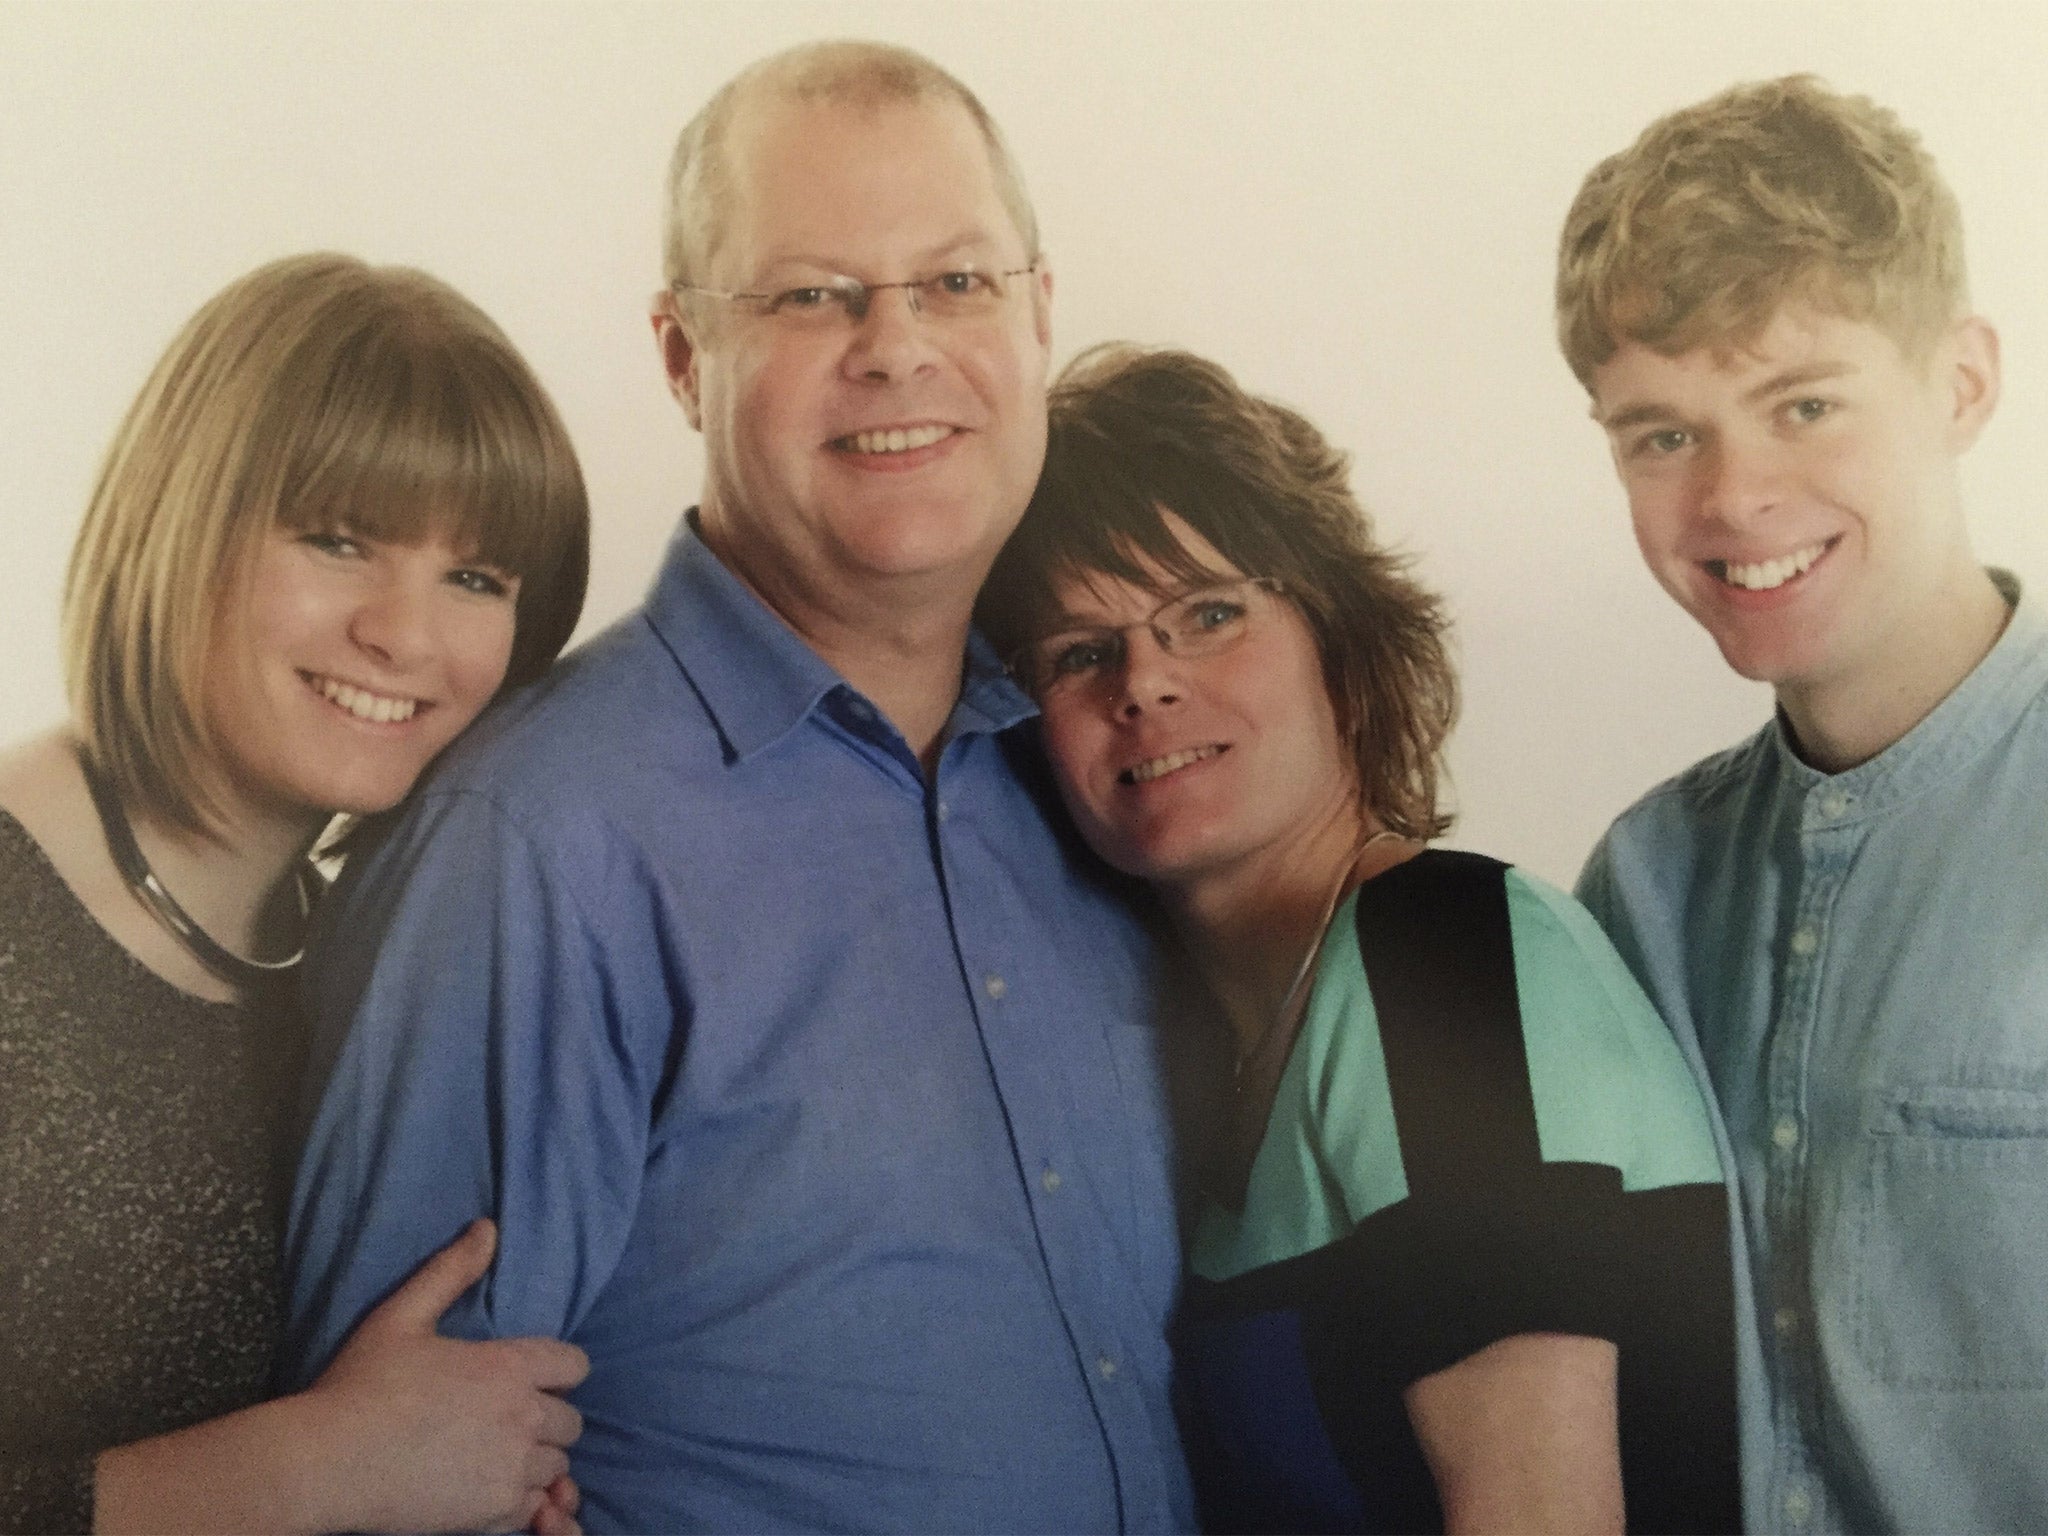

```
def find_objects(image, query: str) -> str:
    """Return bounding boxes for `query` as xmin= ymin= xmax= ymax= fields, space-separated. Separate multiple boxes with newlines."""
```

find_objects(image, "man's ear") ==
xmin=1030 ymin=258 xmax=1054 ymax=352
xmin=1940 ymin=314 xmax=2001 ymax=453
xmin=650 ymin=292 xmax=705 ymax=432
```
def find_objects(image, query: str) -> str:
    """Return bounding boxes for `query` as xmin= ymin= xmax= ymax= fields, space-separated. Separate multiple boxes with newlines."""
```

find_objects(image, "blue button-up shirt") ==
xmin=1578 ymin=572 xmax=2048 ymax=1534
xmin=282 ymin=518 xmax=1193 ymax=1534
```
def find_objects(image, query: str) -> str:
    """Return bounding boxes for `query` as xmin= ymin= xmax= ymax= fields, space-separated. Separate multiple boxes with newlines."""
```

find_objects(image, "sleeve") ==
xmin=1572 ymin=827 xmax=1666 ymax=1011
xmin=1506 ymin=870 xmax=1723 ymax=1193
xmin=1324 ymin=859 xmax=1728 ymax=1395
xmin=1503 ymin=872 xmax=1741 ymax=1533
xmin=279 ymin=787 xmax=670 ymax=1386
xmin=1572 ymin=830 xmax=1622 ymax=931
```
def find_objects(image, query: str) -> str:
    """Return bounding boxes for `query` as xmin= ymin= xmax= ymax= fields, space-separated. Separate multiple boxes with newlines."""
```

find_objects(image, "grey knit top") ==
xmin=0 ymin=812 xmax=306 ymax=1534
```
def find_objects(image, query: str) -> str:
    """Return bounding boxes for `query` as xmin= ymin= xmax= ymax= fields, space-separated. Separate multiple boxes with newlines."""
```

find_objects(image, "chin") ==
xmin=298 ymin=764 xmax=431 ymax=820
xmin=1708 ymin=639 xmax=1778 ymax=683
xmin=1103 ymin=828 xmax=1229 ymax=890
xmin=849 ymin=518 xmax=1005 ymax=580
xmin=1707 ymin=625 xmax=1832 ymax=689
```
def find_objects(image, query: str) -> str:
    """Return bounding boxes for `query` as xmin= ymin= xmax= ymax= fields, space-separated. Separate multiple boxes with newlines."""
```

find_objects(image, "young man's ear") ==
xmin=1939 ymin=315 xmax=2001 ymax=453
xmin=650 ymin=292 xmax=705 ymax=432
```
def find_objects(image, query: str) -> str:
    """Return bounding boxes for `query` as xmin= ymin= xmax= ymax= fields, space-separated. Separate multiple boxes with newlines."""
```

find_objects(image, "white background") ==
xmin=4 ymin=1 xmax=2043 ymax=886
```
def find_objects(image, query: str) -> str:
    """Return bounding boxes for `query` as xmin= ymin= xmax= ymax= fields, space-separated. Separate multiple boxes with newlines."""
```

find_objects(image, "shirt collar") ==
xmin=953 ymin=631 xmax=1039 ymax=736
xmin=643 ymin=512 xmax=1038 ymax=762
xmin=1769 ymin=568 xmax=2048 ymax=818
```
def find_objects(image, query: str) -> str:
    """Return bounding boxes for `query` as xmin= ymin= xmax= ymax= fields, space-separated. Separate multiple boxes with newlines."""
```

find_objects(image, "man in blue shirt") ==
xmin=283 ymin=41 xmax=1192 ymax=1533
xmin=1557 ymin=78 xmax=2048 ymax=1531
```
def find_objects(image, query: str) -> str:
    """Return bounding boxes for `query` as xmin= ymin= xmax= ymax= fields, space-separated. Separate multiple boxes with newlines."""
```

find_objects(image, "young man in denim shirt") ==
xmin=1561 ymin=76 xmax=2047 ymax=1533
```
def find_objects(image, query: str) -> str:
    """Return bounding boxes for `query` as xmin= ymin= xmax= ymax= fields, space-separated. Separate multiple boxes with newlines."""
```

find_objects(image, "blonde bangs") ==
xmin=263 ymin=328 xmax=577 ymax=583
xmin=251 ymin=273 xmax=588 ymax=687
xmin=60 ymin=253 xmax=589 ymax=838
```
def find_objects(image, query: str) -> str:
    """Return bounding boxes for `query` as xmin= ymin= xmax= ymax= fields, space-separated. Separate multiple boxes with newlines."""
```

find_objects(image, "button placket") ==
xmin=1765 ymin=807 xmax=1857 ymax=1516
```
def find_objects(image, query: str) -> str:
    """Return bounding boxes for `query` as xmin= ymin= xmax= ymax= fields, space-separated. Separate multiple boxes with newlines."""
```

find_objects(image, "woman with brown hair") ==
xmin=979 ymin=344 xmax=1740 ymax=1533
xmin=0 ymin=253 xmax=591 ymax=1534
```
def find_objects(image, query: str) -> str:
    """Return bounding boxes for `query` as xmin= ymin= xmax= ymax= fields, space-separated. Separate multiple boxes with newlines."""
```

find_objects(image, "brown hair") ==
xmin=1557 ymin=74 xmax=1967 ymax=386
xmin=661 ymin=39 xmax=1039 ymax=298
xmin=979 ymin=343 xmax=1456 ymax=841
xmin=63 ymin=252 xmax=589 ymax=835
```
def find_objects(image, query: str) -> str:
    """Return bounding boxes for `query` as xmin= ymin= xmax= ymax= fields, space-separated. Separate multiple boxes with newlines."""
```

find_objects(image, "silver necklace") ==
xmin=77 ymin=746 xmax=316 ymax=989
xmin=1232 ymin=828 xmax=1401 ymax=1089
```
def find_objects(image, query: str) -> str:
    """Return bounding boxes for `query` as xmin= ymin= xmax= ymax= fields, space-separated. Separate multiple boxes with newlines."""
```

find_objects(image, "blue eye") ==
xmin=1789 ymin=397 xmax=1833 ymax=424
xmin=1187 ymin=599 xmax=1249 ymax=633
xmin=768 ymin=287 xmax=833 ymax=313
xmin=1049 ymin=635 xmax=1120 ymax=677
xmin=1636 ymin=428 xmax=1692 ymax=457
xmin=300 ymin=530 xmax=364 ymax=558
xmin=447 ymin=567 xmax=512 ymax=599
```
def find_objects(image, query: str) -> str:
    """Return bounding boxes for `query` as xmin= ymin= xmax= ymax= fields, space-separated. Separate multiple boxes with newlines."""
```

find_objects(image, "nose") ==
xmin=840 ymin=284 xmax=940 ymax=383
xmin=1115 ymin=625 xmax=1186 ymax=718
xmin=1698 ymin=432 xmax=1784 ymax=527
xmin=347 ymin=570 xmax=436 ymax=672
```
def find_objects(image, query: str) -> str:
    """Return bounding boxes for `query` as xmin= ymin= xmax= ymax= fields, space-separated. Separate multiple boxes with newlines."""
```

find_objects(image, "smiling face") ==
xmin=1033 ymin=516 xmax=1361 ymax=896
xmin=201 ymin=525 xmax=518 ymax=827
xmin=1591 ymin=306 xmax=1999 ymax=708
xmin=660 ymin=92 xmax=1052 ymax=618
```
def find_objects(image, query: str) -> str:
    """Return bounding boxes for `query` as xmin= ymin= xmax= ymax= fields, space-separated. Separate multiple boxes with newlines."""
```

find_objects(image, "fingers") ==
xmin=504 ymin=1335 xmax=592 ymax=1393
xmin=535 ymin=1393 xmax=584 ymax=1449
xmin=369 ymin=1217 xmax=499 ymax=1333
xmin=487 ymin=1488 xmax=547 ymax=1535
xmin=546 ymin=1475 xmax=581 ymax=1519
xmin=517 ymin=1458 xmax=583 ymax=1536
xmin=531 ymin=1485 xmax=584 ymax=1536
xmin=524 ymin=1443 xmax=571 ymax=1493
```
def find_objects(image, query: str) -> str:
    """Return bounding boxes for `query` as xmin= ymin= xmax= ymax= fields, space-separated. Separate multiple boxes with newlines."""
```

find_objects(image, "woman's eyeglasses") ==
xmin=1011 ymin=577 xmax=1286 ymax=697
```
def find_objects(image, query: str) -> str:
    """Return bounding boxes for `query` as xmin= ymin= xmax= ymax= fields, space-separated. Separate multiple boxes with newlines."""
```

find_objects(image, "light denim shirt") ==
xmin=282 ymin=517 xmax=1193 ymax=1534
xmin=1578 ymin=571 xmax=2048 ymax=1534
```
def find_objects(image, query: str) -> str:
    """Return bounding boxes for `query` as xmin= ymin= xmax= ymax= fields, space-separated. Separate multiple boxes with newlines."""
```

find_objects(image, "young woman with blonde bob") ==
xmin=0 ymin=253 xmax=591 ymax=1535
xmin=979 ymin=344 xmax=1741 ymax=1534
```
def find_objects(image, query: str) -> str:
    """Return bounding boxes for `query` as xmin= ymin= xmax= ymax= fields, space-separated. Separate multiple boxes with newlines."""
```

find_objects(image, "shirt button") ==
xmin=985 ymin=974 xmax=1007 ymax=1000
xmin=1773 ymin=1118 xmax=1801 ymax=1150
xmin=1820 ymin=790 xmax=1851 ymax=819
xmin=1785 ymin=1487 xmax=1812 ymax=1524
xmin=936 ymin=800 xmax=950 ymax=821
xmin=1041 ymin=1168 xmax=1062 ymax=1193
xmin=1774 ymin=1306 xmax=1799 ymax=1336
xmin=1789 ymin=927 xmax=1819 ymax=957
xmin=1096 ymin=1354 xmax=1118 ymax=1380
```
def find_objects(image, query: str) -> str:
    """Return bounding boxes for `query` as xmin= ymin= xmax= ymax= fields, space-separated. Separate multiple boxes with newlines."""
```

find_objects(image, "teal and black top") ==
xmin=1180 ymin=849 xmax=1739 ymax=1533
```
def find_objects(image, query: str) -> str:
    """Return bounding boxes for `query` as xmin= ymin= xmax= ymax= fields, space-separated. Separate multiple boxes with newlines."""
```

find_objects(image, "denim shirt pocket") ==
xmin=1851 ymin=1083 xmax=2048 ymax=1390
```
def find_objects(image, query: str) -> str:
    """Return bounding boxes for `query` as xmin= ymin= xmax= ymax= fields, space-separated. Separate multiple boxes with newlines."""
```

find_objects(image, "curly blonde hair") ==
xmin=1557 ymin=74 xmax=1966 ymax=386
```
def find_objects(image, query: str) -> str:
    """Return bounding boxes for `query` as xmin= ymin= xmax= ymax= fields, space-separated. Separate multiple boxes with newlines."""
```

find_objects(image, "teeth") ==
xmin=1125 ymin=745 xmax=1222 ymax=784
xmin=314 ymin=675 xmax=419 ymax=723
xmin=1719 ymin=541 xmax=1828 ymax=591
xmin=847 ymin=424 xmax=950 ymax=455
